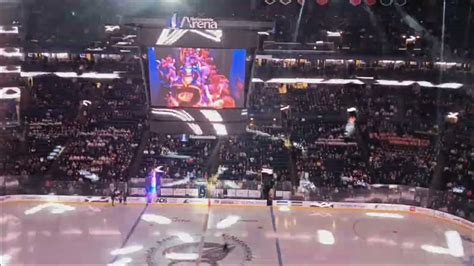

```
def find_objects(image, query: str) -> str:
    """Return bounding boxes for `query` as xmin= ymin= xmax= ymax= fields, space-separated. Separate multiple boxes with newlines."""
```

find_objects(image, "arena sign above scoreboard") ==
xmin=133 ymin=17 xmax=273 ymax=48
xmin=168 ymin=13 xmax=218 ymax=30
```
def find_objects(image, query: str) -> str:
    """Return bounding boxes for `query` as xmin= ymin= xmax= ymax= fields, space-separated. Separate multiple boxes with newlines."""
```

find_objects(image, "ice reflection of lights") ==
xmin=317 ymin=230 xmax=335 ymax=245
xmin=421 ymin=244 xmax=450 ymax=255
xmin=309 ymin=212 xmax=332 ymax=218
xmin=0 ymin=232 xmax=21 ymax=242
xmin=24 ymin=204 xmax=50 ymax=215
xmin=108 ymin=257 xmax=132 ymax=266
xmin=279 ymin=206 xmax=290 ymax=212
xmin=216 ymin=215 xmax=240 ymax=229
xmin=265 ymin=232 xmax=312 ymax=241
xmin=61 ymin=229 xmax=83 ymax=235
xmin=24 ymin=203 xmax=75 ymax=215
xmin=0 ymin=215 xmax=20 ymax=225
xmin=50 ymin=209 xmax=67 ymax=214
xmin=421 ymin=231 xmax=464 ymax=258
xmin=165 ymin=252 xmax=199 ymax=261
xmin=445 ymin=231 xmax=464 ymax=257
xmin=366 ymin=212 xmax=404 ymax=219
xmin=87 ymin=205 xmax=102 ymax=213
xmin=367 ymin=237 xmax=397 ymax=246
xmin=89 ymin=229 xmax=121 ymax=236
xmin=0 ymin=254 xmax=11 ymax=266
xmin=110 ymin=245 xmax=143 ymax=256
xmin=176 ymin=232 xmax=194 ymax=243
xmin=402 ymin=242 xmax=415 ymax=249
xmin=142 ymin=214 xmax=172 ymax=224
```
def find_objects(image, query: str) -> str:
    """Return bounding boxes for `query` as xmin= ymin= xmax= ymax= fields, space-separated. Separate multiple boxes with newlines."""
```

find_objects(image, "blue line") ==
xmin=196 ymin=201 xmax=211 ymax=264
xmin=270 ymin=206 xmax=283 ymax=266
xmin=110 ymin=203 xmax=149 ymax=264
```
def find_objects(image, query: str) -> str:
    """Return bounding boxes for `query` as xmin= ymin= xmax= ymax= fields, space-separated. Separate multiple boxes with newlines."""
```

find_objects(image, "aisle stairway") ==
xmin=127 ymin=130 xmax=150 ymax=179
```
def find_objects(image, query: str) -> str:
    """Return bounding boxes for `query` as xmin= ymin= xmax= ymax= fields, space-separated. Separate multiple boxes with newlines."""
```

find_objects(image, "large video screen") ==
xmin=148 ymin=47 xmax=246 ymax=108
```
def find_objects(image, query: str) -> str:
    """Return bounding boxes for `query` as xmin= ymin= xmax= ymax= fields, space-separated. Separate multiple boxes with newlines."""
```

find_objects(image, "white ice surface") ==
xmin=1 ymin=202 xmax=473 ymax=265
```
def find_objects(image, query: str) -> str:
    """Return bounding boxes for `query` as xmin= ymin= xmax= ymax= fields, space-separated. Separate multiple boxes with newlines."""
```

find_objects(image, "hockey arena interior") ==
xmin=0 ymin=0 xmax=473 ymax=265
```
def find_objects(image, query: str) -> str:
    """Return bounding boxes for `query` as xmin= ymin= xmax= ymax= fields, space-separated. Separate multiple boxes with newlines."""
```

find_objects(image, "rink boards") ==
xmin=1 ymin=194 xmax=473 ymax=232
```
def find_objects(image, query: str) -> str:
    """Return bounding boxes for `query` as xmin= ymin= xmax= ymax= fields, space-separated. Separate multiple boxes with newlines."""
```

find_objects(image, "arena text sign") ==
xmin=169 ymin=13 xmax=218 ymax=30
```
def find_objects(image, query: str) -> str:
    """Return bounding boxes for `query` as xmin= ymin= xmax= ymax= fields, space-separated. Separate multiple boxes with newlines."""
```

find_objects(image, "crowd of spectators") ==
xmin=441 ymin=108 xmax=474 ymax=199
xmin=138 ymin=132 xmax=290 ymax=184
xmin=218 ymin=134 xmax=289 ymax=182
xmin=0 ymin=74 xmax=146 ymax=186
xmin=139 ymin=134 xmax=216 ymax=180
xmin=56 ymin=126 xmax=139 ymax=182
xmin=249 ymin=83 xmax=282 ymax=114
xmin=296 ymin=143 xmax=368 ymax=188
xmin=368 ymin=135 xmax=437 ymax=188
xmin=0 ymin=77 xmax=80 ymax=176
xmin=24 ymin=54 xmax=140 ymax=73
xmin=291 ymin=119 xmax=368 ymax=189
xmin=361 ymin=119 xmax=437 ymax=188
xmin=0 ymin=53 xmax=472 ymax=203
xmin=288 ymin=84 xmax=368 ymax=116
xmin=281 ymin=79 xmax=472 ymax=198
xmin=53 ymin=78 xmax=145 ymax=183
xmin=254 ymin=58 xmax=473 ymax=84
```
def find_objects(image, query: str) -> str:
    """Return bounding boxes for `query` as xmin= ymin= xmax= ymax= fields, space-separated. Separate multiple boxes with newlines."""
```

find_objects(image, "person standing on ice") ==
xmin=111 ymin=192 xmax=115 ymax=206
xmin=111 ymin=188 xmax=120 ymax=206
xmin=122 ymin=190 xmax=127 ymax=205
xmin=222 ymin=234 xmax=229 ymax=252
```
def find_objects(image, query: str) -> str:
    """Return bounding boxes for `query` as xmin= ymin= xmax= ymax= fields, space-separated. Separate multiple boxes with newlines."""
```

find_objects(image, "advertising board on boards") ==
xmin=212 ymin=199 xmax=267 ymax=206
xmin=334 ymin=202 xmax=369 ymax=209
xmin=84 ymin=196 xmax=109 ymax=203
xmin=274 ymin=200 xmax=290 ymax=206
xmin=306 ymin=201 xmax=334 ymax=208
xmin=373 ymin=204 xmax=408 ymax=212
xmin=213 ymin=199 xmax=236 ymax=205
xmin=0 ymin=195 xmax=10 ymax=202
xmin=182 ymin=198 xmax=208 ymax=205
xmin=290 ymin=201 xmax=304 ymax=207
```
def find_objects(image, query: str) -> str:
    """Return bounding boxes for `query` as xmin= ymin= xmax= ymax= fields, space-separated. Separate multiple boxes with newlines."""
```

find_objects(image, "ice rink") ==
xmin=1 ymin=200 xmax=473 ymax=265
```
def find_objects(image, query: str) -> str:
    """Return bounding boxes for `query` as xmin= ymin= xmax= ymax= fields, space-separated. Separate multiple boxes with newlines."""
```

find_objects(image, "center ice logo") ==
xmin=146 ymin=233 xmax=252 ymax=265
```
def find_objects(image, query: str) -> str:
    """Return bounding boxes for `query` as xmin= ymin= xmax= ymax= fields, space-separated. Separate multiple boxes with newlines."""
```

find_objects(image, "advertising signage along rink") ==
xmin=148 ymin=47 xmax=246 ymax=109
